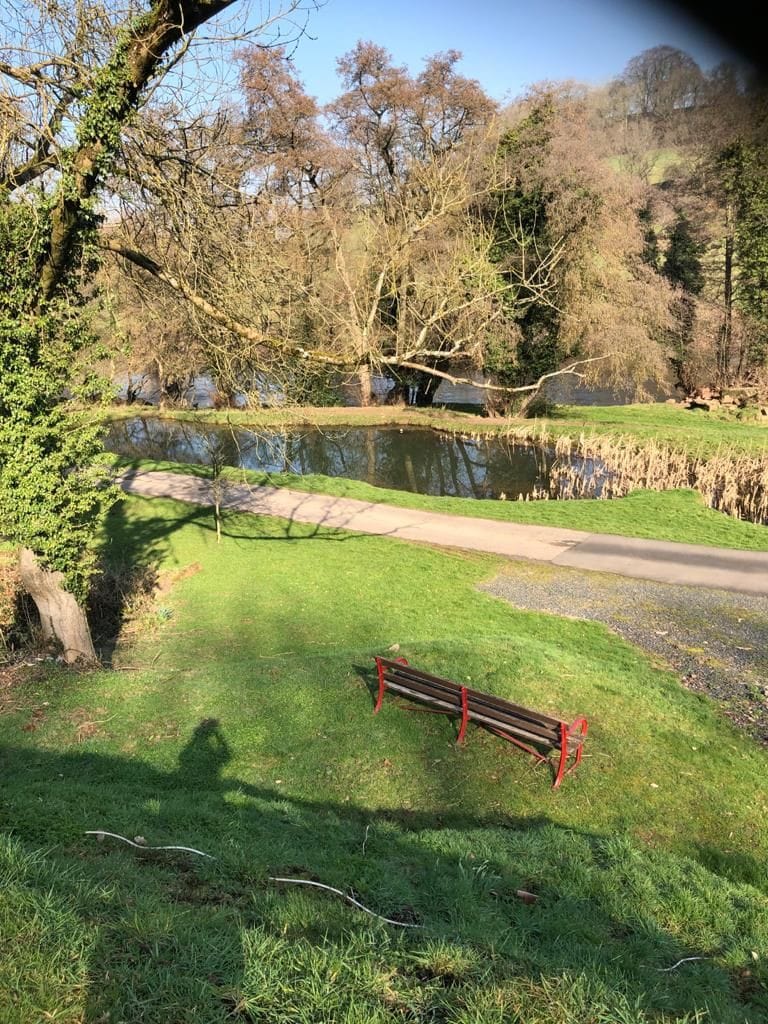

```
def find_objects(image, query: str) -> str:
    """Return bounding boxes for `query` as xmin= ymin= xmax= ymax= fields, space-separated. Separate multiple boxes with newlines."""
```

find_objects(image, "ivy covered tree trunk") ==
xmin=0 ymin=1 xmax=238 ymax=661
xmin=19 ymin=550 xmax=97 ymax=664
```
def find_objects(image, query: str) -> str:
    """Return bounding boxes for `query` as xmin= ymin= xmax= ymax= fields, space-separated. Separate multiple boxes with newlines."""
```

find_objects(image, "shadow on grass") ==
xmin=1 ymin=724 xmax=765 ymax=1023
xmin=114 ymin=462 xmax=408 ymax=546
xmin=92 ymin=473 xmax=390 ymax=664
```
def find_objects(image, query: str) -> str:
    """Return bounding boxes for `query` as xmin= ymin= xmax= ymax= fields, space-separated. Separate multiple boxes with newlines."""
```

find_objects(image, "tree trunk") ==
xmin=718 ymin=202 xmax=734 ymax=388
xmin=348 ymin=365 xmax=373 ymax=406
xmin=19 ymin=548 xmax=97 ymax=665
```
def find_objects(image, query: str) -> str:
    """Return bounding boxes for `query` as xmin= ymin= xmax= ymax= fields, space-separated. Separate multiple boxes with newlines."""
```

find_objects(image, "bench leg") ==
xmin=373 ymin=657 xmax=386 ymax=714
xmin=457 ymin=685 xmax=469 ymax=745
xmin=485 ymin=726 xmax=549 ymax=765
xmin=553 ymin=722 xmax=569 ymax=789
xmin=569 ymin=717 xmax=588 ymax=773
xmin=552 ymin=718 xmax=588 ymax=789
xmin=373 ymin=656 xmax=409 ymax=714
xmin=395 ymin=685 xmax=469 ymax=747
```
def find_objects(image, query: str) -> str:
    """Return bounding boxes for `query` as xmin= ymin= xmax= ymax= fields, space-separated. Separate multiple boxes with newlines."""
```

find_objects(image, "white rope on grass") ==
xmin=654 ymin=956 xmax=708 ymax=972
xmin=85 ymin=831 xmax=215 ymax=859
xmin=85 ymin=832 xmax=418 ymax=926
xmin=268 ymin=876 xmax=422 ymax=928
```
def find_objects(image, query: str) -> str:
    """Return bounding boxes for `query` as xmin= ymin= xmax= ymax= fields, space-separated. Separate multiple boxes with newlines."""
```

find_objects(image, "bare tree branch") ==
xmin=386 ymin=355 xmax=611 ymax=394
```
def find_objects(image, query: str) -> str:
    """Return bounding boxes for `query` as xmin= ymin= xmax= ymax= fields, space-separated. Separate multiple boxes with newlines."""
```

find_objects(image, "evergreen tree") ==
xmin=663 ymin=216 xmax=704 ymax=293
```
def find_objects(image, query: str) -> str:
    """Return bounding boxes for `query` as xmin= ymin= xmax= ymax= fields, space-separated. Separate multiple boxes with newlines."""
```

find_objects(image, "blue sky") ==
xmin=274 ymin=0 xmax=743 ymax=104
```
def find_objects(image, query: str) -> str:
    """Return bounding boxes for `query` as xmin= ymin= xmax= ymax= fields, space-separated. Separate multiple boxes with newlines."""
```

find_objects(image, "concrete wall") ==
xmin=431 ymin=379 xmax=488 ymax=406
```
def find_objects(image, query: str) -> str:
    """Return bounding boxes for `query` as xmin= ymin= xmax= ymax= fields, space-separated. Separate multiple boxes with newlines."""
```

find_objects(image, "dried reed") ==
xmin=453 ymin=426 xmax=768 ymax=525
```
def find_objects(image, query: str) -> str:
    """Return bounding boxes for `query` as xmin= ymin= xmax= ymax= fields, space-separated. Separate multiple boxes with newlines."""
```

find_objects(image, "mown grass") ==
xmin=1 ymin=494 xmax=767 ymax=1021
xmin=544 ymin=403 xmax=768 ymax=458
xmin=121 ymin=456 xmax=768 ymax=551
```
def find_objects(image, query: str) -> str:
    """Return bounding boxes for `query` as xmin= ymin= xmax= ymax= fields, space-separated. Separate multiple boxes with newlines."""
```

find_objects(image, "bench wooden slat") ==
xmin=377 ymin=658 xmax=565 ymax=729
xmin=384 ymin=670 xmax=561 ymax=744
xmin=385 ymin=667 xmax=565 ymax=741
xmin=372 ymin=656 xmax=587 ymax=787
xmin=384 ymin=674 xmax=462 ymax=710
xmin=382 ymin=667 xmax=463 ymax=702
xmin=461 ymin=690 xmax=562 ymax=741
xmin=382 ymin=680 xmax=582 ymax=752
xmin=463 ymin=686 xmax=564 ymax=729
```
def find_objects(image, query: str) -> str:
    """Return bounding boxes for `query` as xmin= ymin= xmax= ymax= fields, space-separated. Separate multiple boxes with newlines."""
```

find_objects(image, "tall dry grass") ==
xmin=456 ymin=426 xmax=768 ymax=524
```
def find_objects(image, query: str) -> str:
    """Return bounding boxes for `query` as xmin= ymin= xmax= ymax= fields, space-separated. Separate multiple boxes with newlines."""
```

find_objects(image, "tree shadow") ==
xmin=0 ymin=727 xmax=764 ymax=1022
xmin=89 ymin=487 xmax=206 ymax=665
xmin=93 ymin=472 xmax=394 ymax=665
xmin=115 ymin=461 xmax=408 ymax=545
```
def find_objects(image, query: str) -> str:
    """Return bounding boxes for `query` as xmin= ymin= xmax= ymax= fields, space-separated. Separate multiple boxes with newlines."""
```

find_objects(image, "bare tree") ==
xmin=0 ymin=0 xmax=313 ymax=660
xmin=100 ymin=43 xmax=584 ymax=408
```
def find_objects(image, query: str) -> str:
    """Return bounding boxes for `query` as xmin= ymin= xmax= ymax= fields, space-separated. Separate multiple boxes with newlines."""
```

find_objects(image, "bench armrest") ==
xmin=373 ymin=655 xmax=409 ymax=713
xmin=568 ymin=717 xmax=588 ymax=740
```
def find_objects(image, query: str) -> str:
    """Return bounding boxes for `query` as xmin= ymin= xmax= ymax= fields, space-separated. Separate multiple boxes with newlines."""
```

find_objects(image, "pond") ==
xmin=104 ymin=417 xmax=592 ymax=500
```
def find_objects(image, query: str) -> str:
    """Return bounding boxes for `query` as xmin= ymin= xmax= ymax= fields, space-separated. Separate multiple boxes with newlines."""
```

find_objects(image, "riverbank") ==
xmin=99 ymin=401 xmax=768 ymax=548
xmin=99 ymin=400 xmax=768 ymax=457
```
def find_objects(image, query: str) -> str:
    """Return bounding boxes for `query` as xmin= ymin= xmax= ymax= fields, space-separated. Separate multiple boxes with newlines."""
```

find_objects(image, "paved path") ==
xmin=119 ymin=469 xmax=768 ymax=596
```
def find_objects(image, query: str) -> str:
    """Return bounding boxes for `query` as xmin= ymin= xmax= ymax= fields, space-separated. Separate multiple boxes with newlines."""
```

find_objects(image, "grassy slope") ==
xmin=546 ymin=403 xmax=768 ymax=457
xmin=1 ymin=495 xmax=767 ymax=1022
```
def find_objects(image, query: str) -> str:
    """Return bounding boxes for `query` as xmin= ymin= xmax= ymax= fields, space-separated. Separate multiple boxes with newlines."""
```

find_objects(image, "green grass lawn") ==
xmin=544 ymin=403 xmax=768 ymax=457
xmin=123 ymin=456 xmax=768 ymax=551
xmin=1 ymin=494 xmax=767 ymax=1021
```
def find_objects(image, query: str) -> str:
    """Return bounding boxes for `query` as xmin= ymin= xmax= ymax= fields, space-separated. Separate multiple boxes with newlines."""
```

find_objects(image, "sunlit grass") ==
xmin=1 ymin=495 xmax=767 ymax=1020
xmin=120 ymin=455 xmax=768 ymax=551
xmin=546 ymin=402 xmax=768 ymax=457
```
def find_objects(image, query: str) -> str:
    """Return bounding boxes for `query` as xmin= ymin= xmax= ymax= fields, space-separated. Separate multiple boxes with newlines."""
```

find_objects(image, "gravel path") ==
xmin=480 ymin=563 xmax=768 ymax=746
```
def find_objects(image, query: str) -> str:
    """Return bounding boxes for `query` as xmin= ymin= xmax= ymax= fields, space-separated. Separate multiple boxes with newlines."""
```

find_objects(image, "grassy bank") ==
xmin=119 ymin=457 xmax=768 ymax=550
xmin=1 ymin=494 xmax=767 ymax=1021
xmin=544 ymin=403 xmax=768 ymax=458
xmin=101 ymin=400 xmax=768 ymax=457
xmin=102 ymin=402 xmax=477 ymax=430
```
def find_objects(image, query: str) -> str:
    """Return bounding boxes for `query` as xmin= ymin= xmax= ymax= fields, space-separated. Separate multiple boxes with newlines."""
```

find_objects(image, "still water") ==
xmin=105 ymin=417 xmax=574 ymax=500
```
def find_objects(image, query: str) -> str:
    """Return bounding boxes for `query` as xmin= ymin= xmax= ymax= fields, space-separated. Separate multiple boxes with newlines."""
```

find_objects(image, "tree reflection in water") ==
xmin=105 ymin=418 xmax=559 ymax=500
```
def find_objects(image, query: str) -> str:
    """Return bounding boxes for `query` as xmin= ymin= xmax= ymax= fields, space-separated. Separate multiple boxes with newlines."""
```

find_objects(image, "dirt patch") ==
xmin=21 ymin=705 xmax=47 ymax=732
xmin=68 ymin=706 xmax=112 ymax=743
xmin=0 ymin=662 xmax=52 ymax=713
xmin=0 ymin=663 xmax=23 ymax=699
xmin=156 ymin=561 xmax=203 ymax=597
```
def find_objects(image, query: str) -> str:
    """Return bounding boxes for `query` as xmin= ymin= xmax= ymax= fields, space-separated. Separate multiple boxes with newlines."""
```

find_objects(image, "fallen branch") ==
xmin=85 ymin=830 xmax=215 ymax=859
xmin=268 ymin=876 xmax=422 ymax=928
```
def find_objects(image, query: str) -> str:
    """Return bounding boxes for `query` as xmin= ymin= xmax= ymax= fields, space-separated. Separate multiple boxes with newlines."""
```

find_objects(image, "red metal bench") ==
xmin=373 ymin=656 xmax=587 ymax=789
